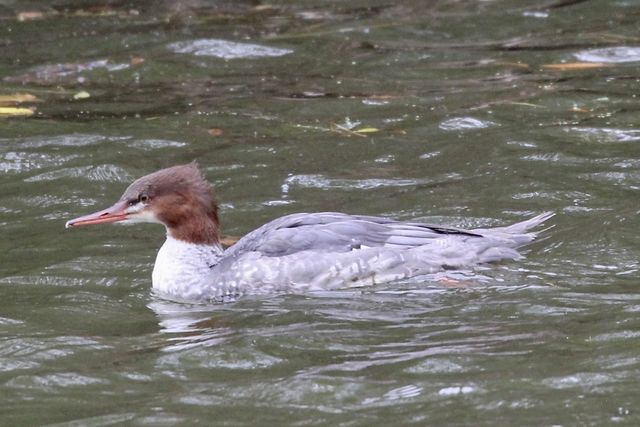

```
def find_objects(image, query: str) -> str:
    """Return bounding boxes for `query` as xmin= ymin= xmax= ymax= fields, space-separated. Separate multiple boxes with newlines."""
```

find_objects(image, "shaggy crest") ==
xmin=122 ymin=162 xmax=220 ymax=243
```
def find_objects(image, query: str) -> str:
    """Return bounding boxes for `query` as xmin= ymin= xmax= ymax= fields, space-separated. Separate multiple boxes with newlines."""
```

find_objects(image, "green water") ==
xmin=1 ymin=1 xmax=640 ymax=425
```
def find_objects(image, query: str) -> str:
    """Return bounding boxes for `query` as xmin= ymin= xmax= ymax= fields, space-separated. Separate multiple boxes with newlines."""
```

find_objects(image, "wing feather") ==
xmin=224 ymin=212 xmax=482 ymax=258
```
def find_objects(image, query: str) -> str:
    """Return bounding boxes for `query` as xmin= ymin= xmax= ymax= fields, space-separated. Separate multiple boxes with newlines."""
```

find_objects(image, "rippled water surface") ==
xmin=2 ymin=0 xmax=640 ymax=425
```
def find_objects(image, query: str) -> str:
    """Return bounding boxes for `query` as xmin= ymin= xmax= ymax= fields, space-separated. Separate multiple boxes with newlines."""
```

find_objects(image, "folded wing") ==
xmin=224 ymin=212 xmax=487 ymax=258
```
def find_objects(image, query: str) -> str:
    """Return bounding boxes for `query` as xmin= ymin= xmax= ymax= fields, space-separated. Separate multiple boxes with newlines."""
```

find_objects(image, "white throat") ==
xmin=152 ymin=236 xmax=223 ymax=301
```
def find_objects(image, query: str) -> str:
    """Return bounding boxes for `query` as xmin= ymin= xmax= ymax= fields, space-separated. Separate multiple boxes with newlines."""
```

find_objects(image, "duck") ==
xmin=65 ymin=162 xmax=553 ymax=302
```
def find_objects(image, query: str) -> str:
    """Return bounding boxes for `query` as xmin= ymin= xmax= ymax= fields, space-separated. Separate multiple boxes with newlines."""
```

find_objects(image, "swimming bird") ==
xmin=65 ymin=163 xmax=553 ymax=302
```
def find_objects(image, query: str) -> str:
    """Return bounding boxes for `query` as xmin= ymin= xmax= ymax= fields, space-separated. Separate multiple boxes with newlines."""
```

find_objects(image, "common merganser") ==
xmin=65 ymin=162 xmax=553 ymax=302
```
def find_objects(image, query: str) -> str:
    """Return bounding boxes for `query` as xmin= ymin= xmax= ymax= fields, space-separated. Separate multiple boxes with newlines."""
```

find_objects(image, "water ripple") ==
xmin=439 ymin=117 xmax=496 ymax=131
xmin=129 ymin=139 xmax=188 ymax=149
xmin=4 ymin=59 xmax=130 ymax=83
xmin=541 ymin=372 xmax=614 ymax=390
xmin=168 ymin=39 xmax=293 ymax=59
xmin=437 ymin=385 xmax=477 ymax=396
xmin=0 ymin=336 xmax=103 ymax=370
xmin=17 ymin=134 xmax=130 ymax=148
xmin=25 ymin=164 xmax=133 ymax=183
xmin=567 ymin=127 xmax=640 ymax=143
xmin=574 ymin=46 xmax=640 ymax=63
xmin=7 ymin=372 xmax=108 ymax=391
xmin=285 ymin=174 xmax=459 ymax=190
xmin=0 ymin=152 xmax=76 ymax=174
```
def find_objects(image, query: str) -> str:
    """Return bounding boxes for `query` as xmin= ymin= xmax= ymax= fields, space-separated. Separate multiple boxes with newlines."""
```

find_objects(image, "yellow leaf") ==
xmin=73 ymin=91 xmax=91 ymax=100
xmin=542 ymin=62 xmax=611 ymax=71
xmin=0 ymin=93 xmax=38 ymax=105
xmin=354 ymin=127 xmax=379 ymax=133
xmin=368 ymin=94 xmax=400 ymax=100
xmin=496 ymin=61 xmax=530 ymax=69
xmin=220 ymin=235 xmax=241 ymax=246
xmin=570 ymin=106 xmax=590 ymax=113
xmin=502 ymin=101 xmax=545 ymax=108
xmin=0 ymin=107 xmax=34 ymax=117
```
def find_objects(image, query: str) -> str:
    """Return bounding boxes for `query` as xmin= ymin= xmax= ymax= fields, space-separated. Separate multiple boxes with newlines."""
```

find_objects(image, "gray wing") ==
xmin=209 ymin=212 xmax=553 ymax=295
xmin=223 ymin=212 xmax=482 ymax=258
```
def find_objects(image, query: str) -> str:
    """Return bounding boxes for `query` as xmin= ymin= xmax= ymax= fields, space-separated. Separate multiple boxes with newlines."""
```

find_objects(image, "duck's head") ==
xmin=66 ymin=162 xmax=220 ymax=244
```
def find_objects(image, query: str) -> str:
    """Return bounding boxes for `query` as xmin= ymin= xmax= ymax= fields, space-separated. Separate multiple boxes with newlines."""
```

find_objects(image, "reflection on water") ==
xmin=1 ymin=0 xmax=640 ymax=425
xmin=148 ymin=298 xmax=233 ymax=352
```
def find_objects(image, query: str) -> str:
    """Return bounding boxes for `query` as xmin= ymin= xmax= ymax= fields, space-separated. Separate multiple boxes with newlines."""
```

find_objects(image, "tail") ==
xmin=472 ymin=211 xmax=555 ymax=248
xmin=499 ymin=211 xmax=555 ymax=234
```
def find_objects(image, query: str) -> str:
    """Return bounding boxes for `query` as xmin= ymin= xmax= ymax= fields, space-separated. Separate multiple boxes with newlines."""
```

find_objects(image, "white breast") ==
xmin=152 ymin=236 xmax=223 ymax=301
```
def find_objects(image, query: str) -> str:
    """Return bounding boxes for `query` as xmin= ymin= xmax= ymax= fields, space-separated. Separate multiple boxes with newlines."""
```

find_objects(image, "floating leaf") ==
xmin=542 ymin=62 xmax=610 ymax=70
xmin=252 ymin=4 xmax=278 ymax=12
xmin=570 ymin=105 xmax=590 ymax=113
xmin=300 ymin=91 xmax=326 ymax=98
xmin=73 ymin=91 xmax=91 ymax=100
xmin=439 ymin=277 xmax=463 ymax=287
xmin=502 ymin=101 xmax=545 ymax=108
xmin=0 ymin=107 xmax=34 ymax=117
xmin=331 ymin=123 xmax=366 ymax=138
xmin=354 ymin=127 xmax=380 ymax=134
xmin=73 ymin=7 xmax=117 ymax=17
xmin=368 ymin=94 xmax=401 ymax=100
xmin=220 ymin=235 xmax=240 ymax=246
xmin=17 ymin=11 xmax=45 ymax=21
xmin=496 ymin=61 xmax=530 ymax=69
xmin=0 ymin=93 xmax=38 ymax=105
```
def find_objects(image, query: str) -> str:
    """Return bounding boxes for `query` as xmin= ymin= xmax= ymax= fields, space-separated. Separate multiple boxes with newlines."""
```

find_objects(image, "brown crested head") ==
xmin=119 ymin=162 xmax=220 ymax=244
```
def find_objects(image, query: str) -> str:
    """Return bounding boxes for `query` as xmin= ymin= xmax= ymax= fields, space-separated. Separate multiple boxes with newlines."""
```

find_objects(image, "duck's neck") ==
xmin=152 ymin=235 xmax=223 ymax=301
xmin=167 ymin=215 xmax=220 ymax=245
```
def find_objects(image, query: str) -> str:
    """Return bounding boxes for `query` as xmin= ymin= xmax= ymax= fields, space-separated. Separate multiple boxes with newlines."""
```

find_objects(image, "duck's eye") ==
xmin=139 ymin=193 xmax=149 ymax=203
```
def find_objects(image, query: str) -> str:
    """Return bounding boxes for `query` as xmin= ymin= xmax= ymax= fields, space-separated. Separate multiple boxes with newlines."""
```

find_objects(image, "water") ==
xmin=1 ymin=0 xmax=640 ymax=425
